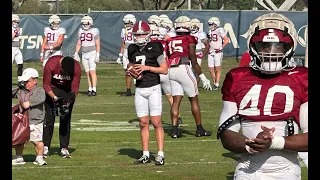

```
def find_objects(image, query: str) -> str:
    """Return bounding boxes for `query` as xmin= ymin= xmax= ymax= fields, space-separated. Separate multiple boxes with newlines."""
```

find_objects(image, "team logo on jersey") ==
xmin=53 ymin=74 xmax=71 ymax=80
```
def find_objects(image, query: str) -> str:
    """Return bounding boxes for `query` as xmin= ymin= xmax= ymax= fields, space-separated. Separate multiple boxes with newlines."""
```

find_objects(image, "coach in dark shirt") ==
xmin=42 ymin=55 xmax=81 ymax=158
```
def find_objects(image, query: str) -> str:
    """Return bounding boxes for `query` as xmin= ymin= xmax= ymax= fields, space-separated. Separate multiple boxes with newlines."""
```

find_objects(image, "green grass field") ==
xmin=12 ymin=58 xmax=308 ymax=180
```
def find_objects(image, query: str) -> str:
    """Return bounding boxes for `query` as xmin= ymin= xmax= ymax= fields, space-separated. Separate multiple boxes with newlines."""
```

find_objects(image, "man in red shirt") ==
xmin=42 ymin=55 xmax=81 ymax=158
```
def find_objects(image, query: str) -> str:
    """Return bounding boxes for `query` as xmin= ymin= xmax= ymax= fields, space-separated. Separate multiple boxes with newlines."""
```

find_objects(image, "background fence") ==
xmin=17 ymin=10 xmax=308 ymax=62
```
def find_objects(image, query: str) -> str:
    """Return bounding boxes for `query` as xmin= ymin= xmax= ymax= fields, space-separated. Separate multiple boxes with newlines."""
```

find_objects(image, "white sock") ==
xmin=36 ymin=155 xmax=43 ymax=160
xmin=215 ymin=83 xmax=219 ymax=87
xmin=88 ymin=87 xmax=92 ymax=91
xmin=143 ymin=151 xmax=149 ymax=157
xmin=158 ymin=151 xmax=164 ymax=157
xmin=92 ymin=87 xmax=96 ymax=92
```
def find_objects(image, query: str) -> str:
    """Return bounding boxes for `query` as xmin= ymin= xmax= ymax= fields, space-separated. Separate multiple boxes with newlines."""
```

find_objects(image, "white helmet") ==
xmin=123 ymin=14 xmax=136 ymax=30
xmin=12 ymin=14 xmax=20 ymax=28
xmin=190 ymin=18 xmax=201 ymax=33
xmin=208 ymin=17 xmax=220 ymax=30
xmin=247 ymin=13 xmax=298 ymax=74
xmin=81 ymin=15 xmax=93 ymax=30
xmin=49 ymin=15 xmax=61 ymax=30
xmin=160 ymin=18 xmax=173 ymax=31
xmin=149 ymin=24 xmax=160 ymax=39
xmin=159 ymin=14 xmax=169 ymax=22
xmin=175 ymin=16 xmax=191 ymax=33
xmin=147 ymin=15 xmax=161 ymax=27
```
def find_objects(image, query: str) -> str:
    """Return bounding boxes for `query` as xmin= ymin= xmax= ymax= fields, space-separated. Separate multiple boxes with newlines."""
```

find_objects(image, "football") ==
xmin=127 ymin=64 xmax=143 ymax=80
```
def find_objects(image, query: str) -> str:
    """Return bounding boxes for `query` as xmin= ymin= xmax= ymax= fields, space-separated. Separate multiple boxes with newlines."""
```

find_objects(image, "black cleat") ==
xmin=91 ymin=90 xmax=97 ymax=96
xmin=125 ymin=89 xmax=132 ymax=96
xmin=171 ymin=128 xmax=182 ymax=138
xmin=134 ymin=155 xmax=151 ymax=164
xmin=155 ymin=155 xmax=165 ymax=166
xmin=196 ymin=129 xmax=212 ymax=137
xmin=87 ymin=90 xmax=92 ymax=96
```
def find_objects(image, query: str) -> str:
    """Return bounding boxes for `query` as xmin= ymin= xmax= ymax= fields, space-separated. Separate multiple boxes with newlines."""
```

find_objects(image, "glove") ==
xmin=66 ymin=92 xmax=76 ymax=104
xmin=74 ymin=53 xmax=81 ymax=62
xmin=116 ymin=53 xmax=123 ymax=64
xmin=199 ymin=74 xmax=212 ymax=91
xmin=196 ymin=52 xmax=203 ymax=59
xmin=214 ymin=47 xmax=222 ymax=53
xmin=95 ymin=52 xmax=100 ymax=62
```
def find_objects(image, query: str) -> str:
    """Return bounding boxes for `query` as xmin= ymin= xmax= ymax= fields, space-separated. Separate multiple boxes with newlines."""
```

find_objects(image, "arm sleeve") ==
xmin=42 ymin=64 xmax=53 ymax=93
xmin=299 ymin=102 xmax=308 ymax=133
xmin=29 ymin=88 xmax=46 ymax=107
xmin=60 ymin=28 xmax=66 ymax=35
xmin=218 ymin=101 xmax=241 ymax=132
xmin=71 ymin=62 xmax=81 ymax=95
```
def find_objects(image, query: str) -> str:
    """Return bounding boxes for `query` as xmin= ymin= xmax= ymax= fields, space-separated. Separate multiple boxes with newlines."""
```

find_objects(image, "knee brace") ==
xmin=17 ymin=64 xmax=23 ymax=76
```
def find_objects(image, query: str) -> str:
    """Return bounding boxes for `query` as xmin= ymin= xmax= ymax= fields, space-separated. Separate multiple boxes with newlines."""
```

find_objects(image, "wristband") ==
xmin=269 ymin=136 xmax=285 ymax=150
xmin=199 ymin=73 xmax=206 ymax=80
xmin=49 ymin=45 xmax=53 ymax=50
xmin=245 ymin=145 xmax=254 ymax=154
xmin=74 ymin=52 xmax=78 ymax=56
xmin=40 ymin=53 xmax=44 ymax=57
xmin=96 ymin=52 xmax=100 ymax=57
xmin=119 ymin=53 xmax=123 ymax=57
xmin=53 ymin=96 xmax=58 ymax=101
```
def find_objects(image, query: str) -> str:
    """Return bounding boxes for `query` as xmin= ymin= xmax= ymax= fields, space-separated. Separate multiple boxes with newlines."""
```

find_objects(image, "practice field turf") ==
xmin=12 ymin=58 xmax=308 ymax=180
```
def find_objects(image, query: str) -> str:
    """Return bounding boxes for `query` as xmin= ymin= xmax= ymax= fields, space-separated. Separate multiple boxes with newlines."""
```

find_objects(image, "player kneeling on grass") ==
xmin=127 ymin=20 xmax=168 ymax=166
xmin=217 ymin=13 xmax=308 ymax=179
xmin=12 ymin=68 xmax=47 ymax=166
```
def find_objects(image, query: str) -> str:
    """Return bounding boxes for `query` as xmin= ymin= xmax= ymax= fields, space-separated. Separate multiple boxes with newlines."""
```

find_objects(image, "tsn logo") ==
xmin=18 ymin=28 xmax=68 ymax=50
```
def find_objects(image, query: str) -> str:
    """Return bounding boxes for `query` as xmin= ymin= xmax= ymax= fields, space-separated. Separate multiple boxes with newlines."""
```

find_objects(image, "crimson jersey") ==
xmin=151 ymin=39 xmax=169 ymax=66
xmin=222 ymin=67 xmax=308 ymax=125
xmin=43 ymin=55 xmax=82 ymax=94
xmin=166 ymin=35 xmax=197 ymax=59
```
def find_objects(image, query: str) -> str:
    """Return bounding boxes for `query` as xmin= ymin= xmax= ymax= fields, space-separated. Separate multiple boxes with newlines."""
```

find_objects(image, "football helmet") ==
xmin=132 ymin=21 xmax=151 ymax=46
xmin=12 ymin=14 xmax=20 ymax=28
xmin=190 ymin=18 xmax=201 ymax=33
xmin=149 ymin=24 xmax=160 ymax=38
xmin=208 ymin=17 xmax=220 ymax=30
xmin=160 ymin=18 xmax=173 ymax=31
xmin=175 ymin=16 xmax=191 ymax=33
xmin=49 ymin=15 xmax=61 ymax=30
xmin=159 ymin=14 xmax=169 ymax=22
xmin=81 ymin=15 xmax=93 ymax=30
xmin=247 ymin=13 xmax=298 ymax=74
xmin=148 ymin=15 xmax=161 ymax=27
xmin=123 ymin=14 xmax=136 ymax=30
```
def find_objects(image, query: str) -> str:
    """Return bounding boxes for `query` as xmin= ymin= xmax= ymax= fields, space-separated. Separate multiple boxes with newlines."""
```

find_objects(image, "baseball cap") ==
xmin=21 ymin=68 xmax=39 ymax=81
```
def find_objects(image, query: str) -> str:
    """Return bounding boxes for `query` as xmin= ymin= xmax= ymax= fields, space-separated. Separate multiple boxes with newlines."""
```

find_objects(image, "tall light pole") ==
xmin=188 ymin=0 xmax=191 ymax=10
xmin=56 ymin=0 xmax=60 ymax=14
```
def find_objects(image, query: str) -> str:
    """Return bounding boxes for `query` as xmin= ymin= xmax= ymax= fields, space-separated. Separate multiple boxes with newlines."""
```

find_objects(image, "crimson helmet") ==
xmin=247 ymin=13 xmax=298 ymax=74
xmin=132 ymin=21 xmax=151 ymax=46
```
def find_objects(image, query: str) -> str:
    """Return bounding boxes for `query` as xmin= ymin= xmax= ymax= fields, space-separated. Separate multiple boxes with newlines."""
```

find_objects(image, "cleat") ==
xmin=196 ymin=129 xmax=212 ymax=137
xmin=155 ymin=155 xmax=165 ymax=166
xmin=12 ymin=156 xmax=26 ymax=165
xmin=61 ymin=148 xmax=71 ymax=158
xmin=171 ymin=128 xmax=182 ymax=138
xmin=33 ymin=157 xmax=47 ymax=165
xmin=125 ymin=89 xmax=132 ymax=96
xmin=87 ymin=90 xmax=92 ymax=96
xmin=134 ymin=155 xmax=151 ymax=164
xmin=91 ymin=90 xmax=97 ymax=96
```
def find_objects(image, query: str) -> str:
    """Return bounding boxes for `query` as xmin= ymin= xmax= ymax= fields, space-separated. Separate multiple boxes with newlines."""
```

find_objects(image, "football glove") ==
xmin=74 ymin=53 xmax=81 ymax=62
xmin=95 ymin=52 xmax=100 ymax=62
xmin=199 ymin=74 xmax=212 ymax=91
xmin=116 ymin=53 xmax=123 ymax=64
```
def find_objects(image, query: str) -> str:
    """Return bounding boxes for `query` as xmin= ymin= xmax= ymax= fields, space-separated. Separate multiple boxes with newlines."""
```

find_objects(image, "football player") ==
xmin=190 ymin=18 xmax=210 ymax=85
xmin=12 ymin=14 xmax=24 ymax=86
xmin=166 ymin=16 xmax=212 ymax=138
xmin=147 ymin=14 xmax=161 ymax=27
xmin=74 ymin=15 xmax=100 ymax=96
xmin=160 ymin=18 xmax=176 ymax=40
xmin=127 ymin=21 xmax=168 ymax=166
xmin=217 ymin=13 xmax=308 ymax=179
xmin=40 ymin=15 xmax=66 ymax=67
xmin=158 ymin=14 xmax=170 ymax=39
xmin=148 ymin=24 xmax=183 ymax=127
xmin=207 ymin=17 xmax=229 ymax=90
xmin=116 ymin=14 xmax=136 ymax=96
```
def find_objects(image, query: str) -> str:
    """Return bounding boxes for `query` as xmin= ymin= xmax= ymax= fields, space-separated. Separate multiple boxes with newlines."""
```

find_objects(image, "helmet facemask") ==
xmin=133 ymin=33 xmax=150 ymax=46
xmin=12 ymin=20 xmax=19 ymax=28
xmin=190 ymin=24 xmax=199 ymax=34
xmin=208 ymin=23 xmax=218 ymax=31
xmin=124 ymin=21 xmax=134 ymax=30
